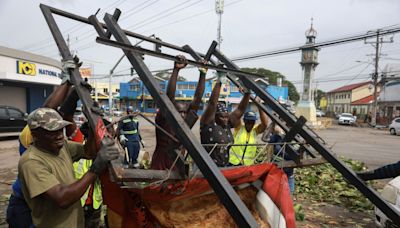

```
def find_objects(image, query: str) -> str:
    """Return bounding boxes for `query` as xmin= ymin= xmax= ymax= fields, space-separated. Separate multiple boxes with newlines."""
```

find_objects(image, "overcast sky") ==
xmin=1 ymin=0 xmax=400 ymax=93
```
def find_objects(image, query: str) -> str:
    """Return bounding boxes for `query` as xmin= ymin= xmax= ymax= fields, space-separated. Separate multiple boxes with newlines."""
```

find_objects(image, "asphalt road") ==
xmin=315 ymin=124 xmax=400 ymax=170
xmin=0 ymin=119 xmax=398 ymax=171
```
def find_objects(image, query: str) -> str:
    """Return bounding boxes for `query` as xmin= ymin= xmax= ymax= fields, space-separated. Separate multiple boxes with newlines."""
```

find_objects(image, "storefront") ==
xmin=0 ymin=46 xmax=61 ymax=113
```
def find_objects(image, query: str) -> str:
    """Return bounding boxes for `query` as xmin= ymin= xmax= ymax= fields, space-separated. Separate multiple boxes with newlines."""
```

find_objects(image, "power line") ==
xmin=231 ymin=27 xmax=400 ymax=62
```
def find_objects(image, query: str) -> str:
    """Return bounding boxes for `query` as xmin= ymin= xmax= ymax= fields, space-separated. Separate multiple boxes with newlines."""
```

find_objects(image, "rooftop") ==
xmin=328 ymin=81 xmax=371 ymax=93
xmin=351 ymin=95 xmax=375 ymax=105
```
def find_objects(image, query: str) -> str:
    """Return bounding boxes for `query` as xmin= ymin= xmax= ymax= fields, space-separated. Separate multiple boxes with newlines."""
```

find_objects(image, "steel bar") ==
xmin=102 ymin=13 xmax=258 ymax=227
xmin=182 ymin=45 xmax=203 ymax=61
xmin=40 ymin=4 xmax=103 ymax=137
xmin=214 ymin=50 xmax=400 ymax=223
xmin=88 ymin=15 xmax=106 ymax=38
xmin=95 ymin=37 xmax=266 ymax=79
xmin=105 ymin=9 xmax=121 ymax=39
xmin=225 ymin=74 xmax=306 ymax=161
xmin=204 ymin=41 xmax=218 ymax=61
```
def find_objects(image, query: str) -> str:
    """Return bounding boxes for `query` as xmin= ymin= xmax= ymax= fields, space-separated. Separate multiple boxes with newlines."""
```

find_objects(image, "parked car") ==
xmin=389 ymin=117 xmax=400 ymax=135
xmin=73 ymin=109 xmax=86 ymax=126
xmin=316 ymin=109 xmax=325 ymax=117
xmin=0 ymin=105 xmax=27 ymax=135
xmin=338 ymin=113 xmax=356 ymax=125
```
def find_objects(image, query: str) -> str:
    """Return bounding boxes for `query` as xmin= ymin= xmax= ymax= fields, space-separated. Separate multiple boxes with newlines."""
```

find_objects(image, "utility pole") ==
xmin=365 ymin=30 xmax=393 ymax=126
xmin=215 ymin=0 xmax=224 ymax=50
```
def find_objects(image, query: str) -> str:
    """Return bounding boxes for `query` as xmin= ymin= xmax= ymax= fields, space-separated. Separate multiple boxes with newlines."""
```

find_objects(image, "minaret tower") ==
xmin=296 ymin=19 xmax=319 ymax=124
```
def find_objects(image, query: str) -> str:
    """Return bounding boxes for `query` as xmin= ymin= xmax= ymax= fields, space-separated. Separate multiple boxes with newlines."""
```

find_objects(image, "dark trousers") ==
xmin=6 ymin=194 xmax=34 ymax=228
xmin=125 ymin=141 xmax=140 ymax=164
xmin=84 ymin=205 xmax=102 ymax=228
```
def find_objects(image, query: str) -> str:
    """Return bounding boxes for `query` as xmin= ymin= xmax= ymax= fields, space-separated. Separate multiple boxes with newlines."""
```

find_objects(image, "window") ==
xmin=396 ymin=118 xmax=400 ymax=123
xmin=129 ymin=84 xmax=140 ymax=91
xmin=231 ymin=86 xmax=239 ymax=92
xmin=189 ymin=84 xmax=196 ymax=90
xmin=8 ymin=108 xmax=23 ymax=118
xmin=147 ymin=100 xmax=156 ymax=109
xmin=116 ymin=89 xmax=120 ymax=92
xmin=0 ymin=108 xmax=7 ymax=118
xmin=177 ymin=84 xmax=189 ymax=90
xmin=103 ymin=88 xmax=108 ymax=93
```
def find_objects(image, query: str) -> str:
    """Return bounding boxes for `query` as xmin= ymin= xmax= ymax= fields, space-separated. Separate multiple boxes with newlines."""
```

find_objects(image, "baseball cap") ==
xmin=28 ymin=108 xmax=72 ymax=131
xmin=243 ymin=111 xmax=258 ymax=121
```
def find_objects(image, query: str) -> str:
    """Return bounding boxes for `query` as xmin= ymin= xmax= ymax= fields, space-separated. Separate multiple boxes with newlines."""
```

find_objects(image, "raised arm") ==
xmin=256 ymin=102 xmax=269 ymax=134
xmin=43 ymin=83 xmax=71 ymax=109
xmin=166 ymin=55 xmax=187 ymax=102
xmin=187 ymin=60 xmax=207 ymax=112
xmin=229 ymin=91 xmax=251 ymax=128
xmin=200 ymin=80 xmax=221 ymax=125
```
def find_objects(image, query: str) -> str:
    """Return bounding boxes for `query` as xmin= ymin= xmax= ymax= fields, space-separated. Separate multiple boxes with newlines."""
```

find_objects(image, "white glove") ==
xmin=60 ymin=59 xmax=76 ymax=85
xmin=119 ymin=135 xmax=128 ymax=144
xmin=216 ymin=71 xmax=228 ymax=84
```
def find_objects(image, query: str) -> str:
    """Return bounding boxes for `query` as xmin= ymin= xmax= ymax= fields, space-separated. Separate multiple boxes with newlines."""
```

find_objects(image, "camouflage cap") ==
xmin=28 ymin=108 xmax=72 ymax=131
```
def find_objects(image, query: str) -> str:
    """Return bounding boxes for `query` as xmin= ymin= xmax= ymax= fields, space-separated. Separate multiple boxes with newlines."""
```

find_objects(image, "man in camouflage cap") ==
xmin=18 ymin=107 xmax=119 ymax=228
xmin=28 ymin=107 xmax=72 ymax=131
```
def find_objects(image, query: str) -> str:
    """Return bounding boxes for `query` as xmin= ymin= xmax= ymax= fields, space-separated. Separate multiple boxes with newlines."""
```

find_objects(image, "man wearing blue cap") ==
xmin=229 ymin=104 xmax=268 ymax=166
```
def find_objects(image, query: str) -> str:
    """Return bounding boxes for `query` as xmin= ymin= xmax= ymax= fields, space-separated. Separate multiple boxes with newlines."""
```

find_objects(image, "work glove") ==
xmin=61 ymin=56 xmax=82 ymax=85
xmin=198 ymin=59 xmax=208 ymax=75
xmin=119 ymin=135 xmax=128 ymax=144
xmin=356 ymin=170 xmax=376 ymax=181
xmin=89 ymin=138 xmax=120 ymax=176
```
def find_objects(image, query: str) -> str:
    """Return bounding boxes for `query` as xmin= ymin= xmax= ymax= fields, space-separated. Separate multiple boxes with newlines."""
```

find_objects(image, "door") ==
xmin=395 ymin=118 xmax=400 ymax=133
xmin=0 ymin=107 xmax=9 ymax=133
xmin=7 ymin=107 xmax=26 ymax=132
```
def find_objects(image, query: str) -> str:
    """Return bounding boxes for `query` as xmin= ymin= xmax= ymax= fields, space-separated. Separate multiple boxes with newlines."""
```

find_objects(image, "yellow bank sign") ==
xmin=16 ymin=60 xmax=36 ymax=76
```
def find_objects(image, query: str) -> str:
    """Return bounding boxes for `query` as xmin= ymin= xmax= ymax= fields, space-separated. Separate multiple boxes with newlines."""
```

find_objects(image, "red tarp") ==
xmin=102 ymin=163 xmax=296 ymax=228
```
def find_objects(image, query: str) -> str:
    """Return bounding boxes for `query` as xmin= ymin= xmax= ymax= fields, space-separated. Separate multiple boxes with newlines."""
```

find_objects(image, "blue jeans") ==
xmin=125 ymin=141 xmax=140 ymax=164
xmin=287 ymin=174 xmax=295 ymax=195
xmin=6 ymin=194 xmax=35 ymax=228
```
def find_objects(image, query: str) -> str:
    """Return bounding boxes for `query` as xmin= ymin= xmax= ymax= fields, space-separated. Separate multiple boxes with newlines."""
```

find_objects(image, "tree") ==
xmin=241 ymin=67 xmax=300 ymax=102
xmin=314 ymin=89 xmax=326 ymax=108
xmin=155 ymin=70 xmax=187 ymax=81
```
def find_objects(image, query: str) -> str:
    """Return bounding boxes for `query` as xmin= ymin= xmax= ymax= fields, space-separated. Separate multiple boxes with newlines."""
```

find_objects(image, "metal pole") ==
xmin=371 ymin=30 xmax=380 ymax=126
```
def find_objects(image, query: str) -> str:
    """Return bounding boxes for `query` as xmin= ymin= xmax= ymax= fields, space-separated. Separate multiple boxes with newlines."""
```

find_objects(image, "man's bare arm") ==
xmin=201 ymin=80 xmax=221 ymax=125
xmin=187 ymin=66 xmax=206 ymax=111
xmin=166 ymin=55 xmax=187 ymax=102
xmin=256 ymin=103 xmax=269 ymax=133
xmin=44 ymin=172 xmax=96 ymax=209
xmin=229 ymin=92 xmax=251 ymax=128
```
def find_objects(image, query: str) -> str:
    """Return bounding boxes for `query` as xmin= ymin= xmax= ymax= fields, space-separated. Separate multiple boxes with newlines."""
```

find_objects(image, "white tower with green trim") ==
xmin=296 ymin=19 xmax=318 ymax=123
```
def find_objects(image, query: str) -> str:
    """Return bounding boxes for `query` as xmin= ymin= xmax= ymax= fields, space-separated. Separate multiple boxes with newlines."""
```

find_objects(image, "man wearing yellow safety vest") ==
xmin=229 ymin=105 xmax=268 ymax=166
xmin=118 ymin=108 xmax=144 ymax=168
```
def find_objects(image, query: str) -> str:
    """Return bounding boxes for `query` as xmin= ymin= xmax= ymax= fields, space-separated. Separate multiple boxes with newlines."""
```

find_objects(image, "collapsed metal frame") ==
xmin=39 ymin=4 xmax=400 ymax=226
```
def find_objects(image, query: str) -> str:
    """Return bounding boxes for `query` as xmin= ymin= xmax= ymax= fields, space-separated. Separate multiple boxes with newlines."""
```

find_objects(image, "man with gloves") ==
xmin=118 ymin=108 xmax=144 ymax=168
xmin=18 ymin=108 xmax=119 ymax=228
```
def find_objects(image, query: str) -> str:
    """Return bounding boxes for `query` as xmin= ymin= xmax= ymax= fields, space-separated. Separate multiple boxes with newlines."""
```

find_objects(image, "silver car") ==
xmin=389 ymin=117 xmax=400 ymax=135
xmin=338 ymin=113 xmax=356 ymax=125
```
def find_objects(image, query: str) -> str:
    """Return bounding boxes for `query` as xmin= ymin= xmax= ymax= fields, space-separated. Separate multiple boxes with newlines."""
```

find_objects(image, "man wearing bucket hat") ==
xmin=18 ymin=108 xmax=119 ymax=228
xmin=229 ymin=104 xmax=268 ymax=166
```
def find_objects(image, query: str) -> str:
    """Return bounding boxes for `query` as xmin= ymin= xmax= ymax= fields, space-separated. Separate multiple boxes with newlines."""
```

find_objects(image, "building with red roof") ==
xmin=326 ymin=81 xmax=377 ymax=116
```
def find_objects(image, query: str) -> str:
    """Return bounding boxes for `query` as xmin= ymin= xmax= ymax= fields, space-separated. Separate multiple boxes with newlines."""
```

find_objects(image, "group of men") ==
xmin=152 ymin=55 xmax=269 ymax=170
xmin=6 ymin=55 xmax=269 ymax=228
